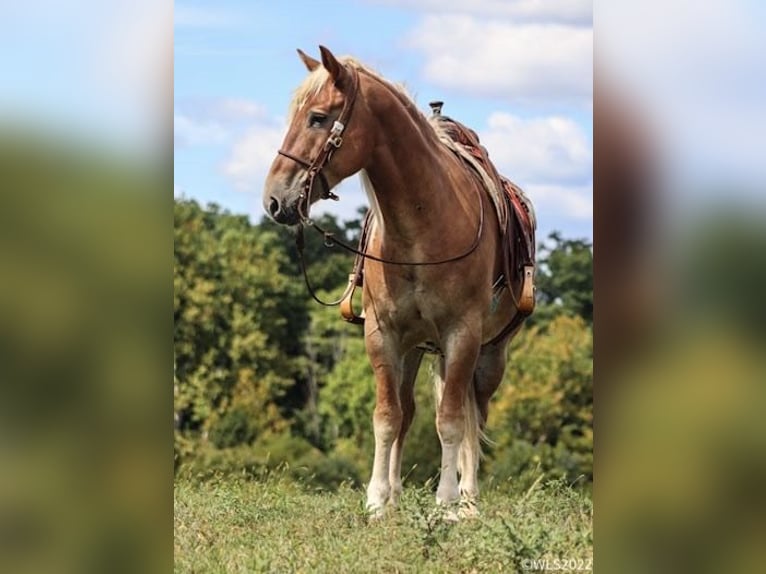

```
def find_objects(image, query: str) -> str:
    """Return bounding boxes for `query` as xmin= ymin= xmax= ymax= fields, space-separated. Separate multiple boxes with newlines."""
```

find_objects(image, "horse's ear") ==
xmin=319 ymin=45 xmax=348 ymax=87
xmin=297 ymin=49 xmax=320 ymax=72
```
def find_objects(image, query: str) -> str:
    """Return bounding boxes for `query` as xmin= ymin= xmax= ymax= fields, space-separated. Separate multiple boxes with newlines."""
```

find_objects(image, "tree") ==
xmin=173 ymin=202 xmax=593 ymax=490
xmin=487 ymin=315 xmax=593 ymax=487
xmin=534 ymin=232 xmax=593 ymax=325
xmin=174 ymin=200 xmax=306 ymax=449
xmin=256 ymin=212 xmax=358 ymax=294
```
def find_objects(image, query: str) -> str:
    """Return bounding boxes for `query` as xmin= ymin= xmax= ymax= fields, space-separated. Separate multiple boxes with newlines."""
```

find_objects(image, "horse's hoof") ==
xmin=442 ymin=509 xmax=460 ymax=523
xmin=458 ymin=501 xmax=480 ymax=520
xmin=433 ymin=500 xmax=461 ymax=523
xmin=367 ymin=506 xmax=386 ymax=523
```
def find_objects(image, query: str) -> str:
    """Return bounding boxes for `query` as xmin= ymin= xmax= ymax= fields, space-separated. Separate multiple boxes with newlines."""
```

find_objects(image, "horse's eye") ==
xmin=308 ymin=112 xmax=327 ymax=128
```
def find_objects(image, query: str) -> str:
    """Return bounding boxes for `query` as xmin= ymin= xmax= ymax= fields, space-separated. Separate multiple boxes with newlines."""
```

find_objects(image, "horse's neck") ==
xmin=364 ymin=94 xmax=465 ymax=240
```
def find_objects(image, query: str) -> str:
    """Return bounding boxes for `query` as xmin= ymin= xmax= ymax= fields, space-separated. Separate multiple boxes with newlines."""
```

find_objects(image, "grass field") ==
xmin=174 ymin=473 xmax=592 ymax=573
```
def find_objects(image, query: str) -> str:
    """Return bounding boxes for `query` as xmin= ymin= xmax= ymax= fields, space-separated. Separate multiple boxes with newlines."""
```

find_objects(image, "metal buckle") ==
xmin=326 ymin=120 xmax=345 ymax=148
xmin=331 ymin=120 xmax=345 ymax=134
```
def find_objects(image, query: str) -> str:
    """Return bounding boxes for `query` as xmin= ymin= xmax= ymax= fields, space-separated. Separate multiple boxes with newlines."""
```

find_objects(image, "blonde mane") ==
xmin=288 ymin=56 xmax=417 ymax=120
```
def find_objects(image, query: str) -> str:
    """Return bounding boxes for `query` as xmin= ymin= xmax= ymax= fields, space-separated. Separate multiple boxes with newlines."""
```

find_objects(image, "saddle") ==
xmin=340 ymin=102 xmax=536 ymax=334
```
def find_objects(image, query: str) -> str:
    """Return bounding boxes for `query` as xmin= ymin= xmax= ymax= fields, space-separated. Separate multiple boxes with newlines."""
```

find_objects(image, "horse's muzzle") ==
xmin=264 ymin=194 xmax=301 ymax=225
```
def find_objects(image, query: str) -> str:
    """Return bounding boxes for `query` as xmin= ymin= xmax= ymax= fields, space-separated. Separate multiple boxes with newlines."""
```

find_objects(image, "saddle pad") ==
xmin=502 ymin=178 xmax=535 ymax=263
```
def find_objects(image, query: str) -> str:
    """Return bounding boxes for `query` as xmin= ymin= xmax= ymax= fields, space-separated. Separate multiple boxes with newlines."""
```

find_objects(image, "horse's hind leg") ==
xmin=457 ymin=376 xmax=482 ymax=515
xmin=458 ymin=342 xmax=508 ymax=509
xmin=388 ymin=348 xmax=424 ymax=506
xmin=434 ymin=330 xmax=481 ymax=507
xmin=473 ymin=342 xmax=508 ymax=434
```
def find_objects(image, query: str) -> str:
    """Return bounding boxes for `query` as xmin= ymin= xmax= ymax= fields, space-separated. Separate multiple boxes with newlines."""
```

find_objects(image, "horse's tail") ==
xmin=431 ymin=357 xmax=484 ymax=482
xmin=431 ymin=355 xmax=446 ymax=416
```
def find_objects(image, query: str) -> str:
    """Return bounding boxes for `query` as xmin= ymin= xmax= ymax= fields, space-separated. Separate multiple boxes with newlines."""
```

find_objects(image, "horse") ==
xmin=263 ymin=46 xmax=535 ymax=518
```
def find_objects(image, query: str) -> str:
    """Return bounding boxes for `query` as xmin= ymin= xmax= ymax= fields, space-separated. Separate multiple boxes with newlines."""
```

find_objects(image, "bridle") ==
xmin=277 ymin=65 xmax=360 ymax=224
xmin=275 ymin=64 xmax=485 ymax=306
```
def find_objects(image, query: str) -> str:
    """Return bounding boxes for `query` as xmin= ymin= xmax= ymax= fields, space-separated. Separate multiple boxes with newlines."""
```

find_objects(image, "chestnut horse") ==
xmin=264 ymin=46 xmax=533 ymax=517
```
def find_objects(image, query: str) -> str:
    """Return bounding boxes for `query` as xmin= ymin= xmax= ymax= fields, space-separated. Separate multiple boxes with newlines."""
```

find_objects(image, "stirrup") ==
xmin=518 ymin=265 xmax=536 ymax=315
xmin=340 ymin=272 xmax=365 ymax=324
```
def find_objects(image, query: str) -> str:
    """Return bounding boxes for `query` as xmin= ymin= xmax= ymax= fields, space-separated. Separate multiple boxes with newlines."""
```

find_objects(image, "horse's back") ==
xmin=428 ymin=112 xmax=536 ymax=286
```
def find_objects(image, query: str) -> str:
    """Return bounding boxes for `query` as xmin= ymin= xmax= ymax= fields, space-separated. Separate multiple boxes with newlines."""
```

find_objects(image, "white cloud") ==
xmin=174 ymin=113 xmax=228 ymax=147
xmin=174 ymin=95 xmax=286 ymax=193
xmin=480 ymin=112 xmax=591 ymax=186
xmin=311 ymin=178 xmax=370 ymax=223
xmin=222 ymin=125 xmax=286 ymax=193
xmin=409 ymin=15 xmax=592 ymax=104
xmin=525 ymin=184 xmax=592 ymax=220
xmin=476 ymin=112 xmax=593 ymax=221
xmin=596 ymin=0 xmax=766 ymax=189
xmin=174 ymin=98 xmax=269 ymax=148
xmin=214 ymin=98 xmax=268 ymax=121
xmin=370 ymin=0 xmax=591 ymax=25
xmin=175 ymin=97 xmax=268 ymax=124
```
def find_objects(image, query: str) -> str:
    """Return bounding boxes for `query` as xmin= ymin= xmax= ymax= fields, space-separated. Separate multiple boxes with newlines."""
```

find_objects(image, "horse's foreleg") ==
xmin=365 ymin=328 xmax=402 ymax=517
xmin=435 ymin=330 xmax=481 ymax=507
xmin=388 ymin=348 xmax=424 ymax=506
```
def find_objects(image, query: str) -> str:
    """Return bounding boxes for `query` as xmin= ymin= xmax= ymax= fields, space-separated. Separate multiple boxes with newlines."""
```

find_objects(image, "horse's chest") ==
xmin=370 ymin=277 xmax=442 ymax=331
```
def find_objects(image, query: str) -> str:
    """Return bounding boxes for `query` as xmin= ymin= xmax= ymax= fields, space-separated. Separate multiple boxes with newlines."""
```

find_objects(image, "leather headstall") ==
xmin=277 ymin=65 xmax=361 ymax=223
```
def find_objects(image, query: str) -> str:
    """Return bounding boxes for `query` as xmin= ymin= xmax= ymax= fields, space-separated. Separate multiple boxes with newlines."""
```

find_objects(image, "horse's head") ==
xmin=263 ymin=46 xmax=373 ymax=226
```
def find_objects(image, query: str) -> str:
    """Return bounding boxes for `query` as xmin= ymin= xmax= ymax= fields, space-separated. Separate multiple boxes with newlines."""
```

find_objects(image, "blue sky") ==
xmin=1 ymin=2 xmax=762 ymax=244
xmin=0 ymin=0 xmax=170 ymax=155
xmin=175 ymin=0 xmax=594 ymax=240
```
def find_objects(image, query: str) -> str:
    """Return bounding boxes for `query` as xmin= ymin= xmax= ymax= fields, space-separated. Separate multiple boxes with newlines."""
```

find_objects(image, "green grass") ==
xmin=174 ymin=473 xmax=592 ymax=573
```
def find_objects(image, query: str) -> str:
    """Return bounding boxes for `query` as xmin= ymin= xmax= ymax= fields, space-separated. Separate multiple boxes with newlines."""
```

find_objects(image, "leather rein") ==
xmin=277 ymin=65 xmax=486 ymax=307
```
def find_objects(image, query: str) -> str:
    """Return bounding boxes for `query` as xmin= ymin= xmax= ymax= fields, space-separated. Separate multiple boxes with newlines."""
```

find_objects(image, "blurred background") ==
xmin=1 ymin=1 xmax=171 ymax=573
xmin=595 ymin=1 xmax=766 ymax=572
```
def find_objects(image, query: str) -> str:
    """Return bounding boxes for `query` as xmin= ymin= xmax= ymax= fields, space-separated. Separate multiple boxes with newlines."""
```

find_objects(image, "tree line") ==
xmin=174 ymin=198 xmax=593 ymax=491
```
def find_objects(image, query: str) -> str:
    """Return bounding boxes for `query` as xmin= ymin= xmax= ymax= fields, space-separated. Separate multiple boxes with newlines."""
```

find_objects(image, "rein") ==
xmin=302 ymin=185 xmax=485 ymax=266
xmin=278 ymin=65 xmax=487 ymax=306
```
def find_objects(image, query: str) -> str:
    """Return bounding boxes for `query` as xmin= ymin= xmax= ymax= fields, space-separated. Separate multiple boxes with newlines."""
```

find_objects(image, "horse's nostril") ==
xmin=268 ymin=197 xmax=280 ymax=217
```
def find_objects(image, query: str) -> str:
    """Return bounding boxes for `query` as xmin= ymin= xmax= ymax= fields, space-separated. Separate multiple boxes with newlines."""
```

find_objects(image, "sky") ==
xmin=0 ymin=0 xmax=171 ymax=155
xmin=174 ymin=0 xmax=595 ymax=241
xmin=595 ymin=0 xmax=766 ymax=211
xmin=1 ymin=2 xmax=762 ymax=245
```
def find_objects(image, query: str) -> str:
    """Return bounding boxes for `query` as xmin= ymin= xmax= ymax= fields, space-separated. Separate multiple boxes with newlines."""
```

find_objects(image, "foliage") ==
xmin=533 ymin=232 xmax=593 ymax=326
xmin=174 ymin=200 xmax=305 ymax=451
xmin=176 ymin=434 xmax=362 ymax=490
xmin=255 ymin=212 xmax=355 ymax=293
xmin=318 ymin=346 xmax=443 ymax=486
xmin=173 ymin=199 xmax=592 ymax=494
xmin=486 ymin=315 xmax=593 ymax=488
xmin=317 ymin=334 xmax=374 ymax=448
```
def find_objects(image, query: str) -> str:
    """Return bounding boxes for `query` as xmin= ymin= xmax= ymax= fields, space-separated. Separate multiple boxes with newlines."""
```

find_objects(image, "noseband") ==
xmin=277 ymin=65 xmax=361 ymax=223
